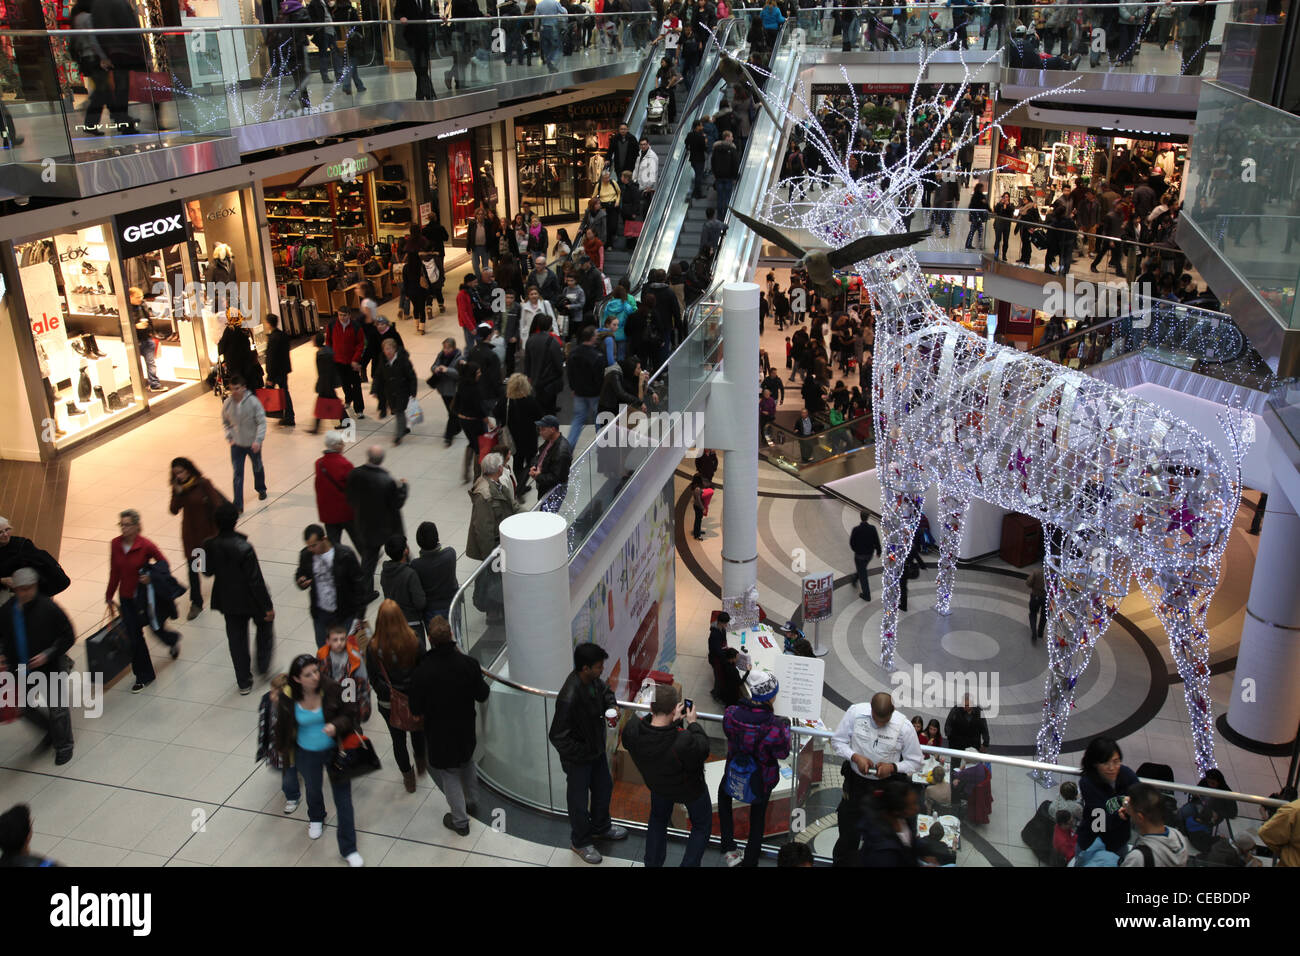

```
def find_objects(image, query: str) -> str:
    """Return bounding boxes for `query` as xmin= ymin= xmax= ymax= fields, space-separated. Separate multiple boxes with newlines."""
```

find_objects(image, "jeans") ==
xmin=311 ymin=605 xmax=350 ymax=649
xmin=296 ymin=745 xmax=357 ymax=856
xmin=854 ymin=555 xmax=873 ymax=600
xmin=567 ymin=394 xmax=600 ymax=449
xmin=230 ymin=443 xmax=266 ymax=513
xmin=715 ymin=177 xmax=735 ymax=216
xmin=223 ymin=612 xmax=275 ymax=688
xmin=140 ymin=338 xmax=162 ymax=389
xmin=462 ymin=326 xmax=478 ymax=350
xmin=20 ymin=664 xmax=74 ymax=758
xmin=380 ymin=705 xmax=426 ymax=774
xmin=540 ymin=24 xmax=561 ymax=67
xmin=471 ymin=247 xmax=491 ymax=276
xmin=717 ymin=778 xmax=770 ymax=866
xmin=504 ymin=25 xmax=528 ymax=63
xmin=282 ymin=764 xmax=300 ymax=800
xmin=431 ymin=760 xmax=481 ymax=828
xmin=339 ymin=46 xmax=367 ymax=91
xmin=564 ymin=753 xmax=614 ymax=848
xmin=317 ymin=42 xmax=342 ymax=82
xmin=993 ymin=225 xmax=1010 ymax=260
xmin=964 ymin=220 xmax=984 ymax=249
xmin=645 ymin=790 xmax=712 ymax=867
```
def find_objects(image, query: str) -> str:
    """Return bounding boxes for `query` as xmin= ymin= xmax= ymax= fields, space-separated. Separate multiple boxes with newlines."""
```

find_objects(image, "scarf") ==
xmin=529 ymin=222 xmax=543 ymax=240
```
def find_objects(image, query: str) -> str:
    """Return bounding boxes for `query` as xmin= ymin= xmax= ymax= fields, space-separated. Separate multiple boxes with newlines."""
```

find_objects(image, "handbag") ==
xmin=315 ymin=395 xmax=345 ymax=419
xmin=127 ymin=70 xmax=175 ymax=103
xmin=326 ymin=731 xmax=382 ymax=782
xmin=85 ymin=615 xmax=133 ymax=686
xmin=375 ymin=652 xmax=424 ymax=732
xmin=255 ymin=387 xmax=285 ymax=413
xmin=723 ymin=753 xmax=760 ymax=803
xmin=478 ymin=427 xmax=501 ymax=463
xmin=405 ymin=396 xmax=424 ymax=426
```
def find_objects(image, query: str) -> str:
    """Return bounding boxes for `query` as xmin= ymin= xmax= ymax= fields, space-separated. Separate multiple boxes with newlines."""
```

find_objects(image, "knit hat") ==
xmin=746 ymin=668 xmax=779 ymax=704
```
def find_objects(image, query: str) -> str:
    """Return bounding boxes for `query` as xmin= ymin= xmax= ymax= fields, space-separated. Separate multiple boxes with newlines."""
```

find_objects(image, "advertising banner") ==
xmin=801 ymin=572 xmax=834 ymax=624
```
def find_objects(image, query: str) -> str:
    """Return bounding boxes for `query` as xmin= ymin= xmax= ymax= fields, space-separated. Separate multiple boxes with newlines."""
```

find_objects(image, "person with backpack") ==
xmin=717 ymin=669 xmax=791 ymax=866
xmin=1120 ymin=783 xmax=1189 ymax=867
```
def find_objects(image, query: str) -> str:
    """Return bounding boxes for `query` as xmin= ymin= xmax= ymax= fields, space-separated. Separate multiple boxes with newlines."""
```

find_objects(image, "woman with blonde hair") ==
xmin=497 ymin=372 xmax=543 ymax=492
xmin=365 ymin=599 xmax=427 ymax=793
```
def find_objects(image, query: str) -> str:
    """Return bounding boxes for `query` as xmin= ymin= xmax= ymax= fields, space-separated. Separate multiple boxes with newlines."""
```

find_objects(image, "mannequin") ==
xmin=210 ymin=242 xmax=236 ymax=284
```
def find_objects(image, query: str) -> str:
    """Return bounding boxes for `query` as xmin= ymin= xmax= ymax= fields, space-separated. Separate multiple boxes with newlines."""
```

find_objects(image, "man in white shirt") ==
xmin=633 ymin=138 xmax=658 ymax=193
xmin=829 ymin=691 xmax=925 ymax=866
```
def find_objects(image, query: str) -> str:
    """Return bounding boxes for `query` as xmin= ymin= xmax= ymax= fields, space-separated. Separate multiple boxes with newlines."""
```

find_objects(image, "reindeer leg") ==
xmin=1034 ymin=554 xmax=1124 ymax=785
xmin=1136 ymin=569 xmax=1218 ymax=776
xmin=878 ymin=487 xmax=925 ymax=671
xmin=933 ymin=483 xmax=970 ymax=616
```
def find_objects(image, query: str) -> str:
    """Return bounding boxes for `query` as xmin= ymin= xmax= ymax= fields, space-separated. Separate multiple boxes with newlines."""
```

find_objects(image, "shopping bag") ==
xmin=623 ymin=220 xmax=644 ymax=238
xmin=326 ymin=732 xmax=381 ymax=782
xmin=405 ymin=396 xmax=424 ymax=426
xmin=477 ymin=426 xmax=500 ymax=462
xmin=314 ymin=396 xmax=345 ymax=420
xmin=85 ymin=616 xmax=133 ymax=686
xmin=256 ymin=387 xmax=285 ymax=413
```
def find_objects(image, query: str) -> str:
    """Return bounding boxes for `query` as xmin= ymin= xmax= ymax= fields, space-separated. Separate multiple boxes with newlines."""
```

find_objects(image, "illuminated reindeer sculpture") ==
xmin=740 ymin=50 xmax=1251 ymax=774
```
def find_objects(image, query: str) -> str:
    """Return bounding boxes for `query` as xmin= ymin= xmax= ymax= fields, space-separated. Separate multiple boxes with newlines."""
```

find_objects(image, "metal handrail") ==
xmin=0 ymin=14 xmax=662 ymax=37
xmin=768 ymin=411 xmax=874 ymax=441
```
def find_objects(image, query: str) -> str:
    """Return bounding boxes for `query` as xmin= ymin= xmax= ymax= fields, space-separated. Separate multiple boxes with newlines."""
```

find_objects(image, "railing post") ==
xmin=498 ymin=511 xmax=572 ymax=693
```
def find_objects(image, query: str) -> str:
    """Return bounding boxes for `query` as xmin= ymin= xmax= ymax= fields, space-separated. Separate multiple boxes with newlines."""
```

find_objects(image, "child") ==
xmin=256 ymin=675 xmax=301 ymax=813
xmin=1052 ymin=809 xmax=1078 ymax=864
xmin=316 ymin=623 xmax=371 ymax=722
xmin=1049 ymin=780 xmax=1084 ymax=829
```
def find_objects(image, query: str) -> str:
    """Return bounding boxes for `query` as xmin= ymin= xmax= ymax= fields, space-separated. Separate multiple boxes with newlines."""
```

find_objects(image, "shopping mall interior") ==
xmin=1 ymin=2 xmax=1299 ymax=878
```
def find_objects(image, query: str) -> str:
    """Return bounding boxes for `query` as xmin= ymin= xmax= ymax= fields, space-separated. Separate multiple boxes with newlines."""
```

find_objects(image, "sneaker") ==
xmin=572 ymin=844 xmax=602 ymax=864
xmin=308 ymin=822 xmax=323 ymax=839
xmin=345 ymin=851 xmax=364 ymax=867
xmin=283 ymin=799 xmax=300 ymax=814
xmin=722 ymin=849 xmax=744 ymax=867
xmin=595 ymin=824 xmax=628 ymax=841
xmin=442 ymin=812 xmax=470 ymax=836
xmin=130 ymin=681 xmax=151 ymax=694
xmin=238 ymin=683 xmax=252 ymax=696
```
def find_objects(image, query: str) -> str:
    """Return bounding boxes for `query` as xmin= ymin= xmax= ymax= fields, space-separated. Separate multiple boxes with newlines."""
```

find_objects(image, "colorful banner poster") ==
xmin=571 ymin=481 xmax=677 ymax=699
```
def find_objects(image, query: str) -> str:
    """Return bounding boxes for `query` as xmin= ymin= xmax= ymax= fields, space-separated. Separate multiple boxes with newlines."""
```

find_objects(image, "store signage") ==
xmin=297 ymin=152 xmax=379 ymax=188
xmin=206 ymin=206 xmax=236 ymax=221
xmin=56 ymin=246 xmax=88 ymax=262
xmin=810 ymin=83 xmax=911 ymax=96
xmin=115 ymin=200 xmax=189 ymax=259
xmin=436 ymin=128 xmax=468 ymax=140
xmin=999 ymin=153 xmax=1029 ymax=173
xmin=801 ymin=572 xmax=834 ymax=624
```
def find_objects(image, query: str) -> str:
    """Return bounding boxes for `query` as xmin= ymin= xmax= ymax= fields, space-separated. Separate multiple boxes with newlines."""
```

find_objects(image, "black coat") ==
xmin=943 ymin=704 xmax=990 ymax=750
xmin=533 ymin=434 xmax=572 ymax=498
xmin=407 ymin=642 xmax=491 ymax=768
xmin=0 ymin=536 xmax=70 ymax=598
xmin=410 ymin=546 xmax=459 ymax=617
xmin=265 ymin=327 xmax=292 ymax=380
xmin=606 ymin=132 xmax=639 ymax=175
xmin=0 ymin=594 xmax=75 ymax=674
xmin=859 ymin=812 xmax=920 ymax=867
xmin=345 ymin=464 xmax=408 ymax=546
xmin=199 ymin=531 xmax=272 ymax=617
xmin=849 ymin=521 xmax=882 ymax=558
xmin=136 ymin=560 xmax=186 ymax=625
xmin=375 ymin=349 xmax=418 ymax=411
xmin=621 ymin=716 xmax=710 ymax=802
xmin=314 ymin=345 xmax=340 ymax=398
xmin=524 ymin=332 xmax=565 ymax=396
xmin=549 ymin=669 xmax=616 ymax=765
xmin=295 ymin=542 xmax=369 ymax=622
xmin=498 ymin=392 xmax=543 ymax=463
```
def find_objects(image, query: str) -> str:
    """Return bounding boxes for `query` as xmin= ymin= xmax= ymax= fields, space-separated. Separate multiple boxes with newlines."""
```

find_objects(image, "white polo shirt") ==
xmin=831 ymin=705 xmax=925 ymax=778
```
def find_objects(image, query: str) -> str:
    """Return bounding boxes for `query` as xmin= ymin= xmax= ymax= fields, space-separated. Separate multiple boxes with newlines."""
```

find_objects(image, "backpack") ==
xmin=723 ymin=753 xmax=760 ymax=804
xmin=1020 ymin=799 xmax=1056 ymax=863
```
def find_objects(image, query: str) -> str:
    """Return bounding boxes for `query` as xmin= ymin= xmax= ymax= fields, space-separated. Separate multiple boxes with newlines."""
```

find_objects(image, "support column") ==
xmin=1224 ymin=481 xmax=1300 ymax=750
xmin=499 ymin=511 xmax=572 ymax=692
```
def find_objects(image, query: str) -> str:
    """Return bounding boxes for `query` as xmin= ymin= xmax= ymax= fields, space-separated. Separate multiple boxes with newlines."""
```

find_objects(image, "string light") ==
xmin=742 ymin=43 xmax=1252 ymax=781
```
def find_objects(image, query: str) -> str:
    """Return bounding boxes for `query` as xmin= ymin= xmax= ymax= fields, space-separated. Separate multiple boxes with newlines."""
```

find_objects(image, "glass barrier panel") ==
xmin=476 ymin=678 xmax=555 ymax=810
xmin=2 ymin=29 xmax=73 ymax=164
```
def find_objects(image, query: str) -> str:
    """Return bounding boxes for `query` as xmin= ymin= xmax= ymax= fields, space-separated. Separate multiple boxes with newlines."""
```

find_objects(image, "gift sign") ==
xmin=801 ymin=572 xmax=834 ymax=624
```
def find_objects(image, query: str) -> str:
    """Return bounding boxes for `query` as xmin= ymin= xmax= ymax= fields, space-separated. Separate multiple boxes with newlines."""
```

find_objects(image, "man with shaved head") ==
xmin=829 ymin=690 xmax=925 ymax=866
xmin=344 ymin=445 xmax=409 ymax=598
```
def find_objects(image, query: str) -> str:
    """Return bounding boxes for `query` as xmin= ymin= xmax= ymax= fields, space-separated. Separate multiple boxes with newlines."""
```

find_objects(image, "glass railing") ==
xmin=1267 ymin=375 xmax=1300 ymax=450
xmin=766 ymin=413 xmax=874 ymax=471
xmin=1183 ymin=82 xmax=1300 ymax=329
xmin=0 ymin=14 xmax=657 ymax=165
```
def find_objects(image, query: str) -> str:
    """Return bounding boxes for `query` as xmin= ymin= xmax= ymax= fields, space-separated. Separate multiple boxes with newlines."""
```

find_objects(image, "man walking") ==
xmin=830 ymin=691 xmax=925 ymax=865
xmin=549 ymin=643 xmax=630 ymax=863
xmin=0 ymin=568 xmax=76 ymax=765
xmin=710 ymin=131 xmax=740 ymax=216
xmin=326 ymin=307 xmax=366 ymax=420
xmin=221 ymin=376 xmax=268 ymax=513
xmin=408 ymin=617 xmax=491 ymax=836
xmin=295 ymin=524 xmax=369 ymax=648
xmin=263 ymin=313 xmax=295 ymax=426
xmin=849 ymin=511 xmax=882 ymax=601
xmin=376 ymin=338 xmax=417 ymax=445
xmin=621 ymin=684 xmax=712 ymax=867
xmin=345 ymin=446 xmax=409 ymax=596
xmin=566 ymin=325 xmax=606 ymax=449
xmin=200 ymin=504 xmax=275 ymax=694
xmin=943 ymin=693 xmax=991 ymax=767
xmin=606 ymin=122 xmax=638 ymax=180
xmin=1027 ymin=564 xmax=1047 ymax=644
xmin=686 ymin=120 xmax=708 ymax=199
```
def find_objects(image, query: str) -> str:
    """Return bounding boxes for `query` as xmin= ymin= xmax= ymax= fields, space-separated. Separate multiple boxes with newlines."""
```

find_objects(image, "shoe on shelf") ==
xmin=345 ymin=852 xmax=364 ymax=867
xmin=308 ymin=822 xmax=323 ymax=840
xmin=283 ymin=799 xmax=300 ymax=814
xmin=442 ymin=813 xmax=470 ymax=837
xmin=572 ymin=844 xmax=602 ymax=864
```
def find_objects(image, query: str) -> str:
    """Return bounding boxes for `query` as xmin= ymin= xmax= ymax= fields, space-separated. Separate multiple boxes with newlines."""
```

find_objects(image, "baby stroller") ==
xmin=645 ymin=92 xmax=671 ymax=135
xmin=207 ymin=360 xmax=234 ymax=401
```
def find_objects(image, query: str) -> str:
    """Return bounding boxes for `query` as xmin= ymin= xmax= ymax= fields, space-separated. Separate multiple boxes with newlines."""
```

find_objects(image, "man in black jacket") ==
xmin=621 ymin=683 xmax=711 ymax=866
xmin=263 ymin=314 xmax=295 ymax=426
xmin=686 ymin=120 xmax=708 ymax=199
xmin=849 ymin=511 xmax=882 ymax=602
xmin=710 ymin=131 xmax=741 ymax=216
xmin=410 ymin=521 xmax=458 ymax=624
xmin=566 ymin=325 xmax=606 ymax=448
xmin=344 ymin=446 xmax=409 ymax=594
xmin=296 ymin=523 xmax=370 ymax=648
xmin=407 ymin=617 xmax=490 ymax=836
xmin=644 ymin=268 xmax=683 ymax=356
xmin=549 ymin=643 xmax=629 ymax=863
xmin=376 ymin=338 xmax=418 ymax=445
xmin=0 ymin=568 xmax=76 ymax=764
xmin=524 ymin=316 xmax=566 ymax=416
xmin=944 ymin=694 xmax=991 ymax=768
xmin=531 ymin=415 xmax=572 ymax=504
xmin=200 ymin=504 xmax=274 ymax=693
xmin=0 ymin=518 xmax=70 ymax=604
xmin=468 ymin=330 xmax=503 ymax=413
xmin=606 ymin=122 xmax=639 ymax=179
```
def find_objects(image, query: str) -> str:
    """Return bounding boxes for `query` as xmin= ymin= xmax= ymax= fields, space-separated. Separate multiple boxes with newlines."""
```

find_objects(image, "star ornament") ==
xmin=1166 ymin=499 xmax=1204 ymax=537
xmin=1008 ymin=448 xmax=1032 ymax=479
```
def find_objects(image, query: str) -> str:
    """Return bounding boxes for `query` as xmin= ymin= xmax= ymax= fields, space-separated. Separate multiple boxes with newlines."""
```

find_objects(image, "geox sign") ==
xmin=115 ymin=201 xmax=189 ymax=258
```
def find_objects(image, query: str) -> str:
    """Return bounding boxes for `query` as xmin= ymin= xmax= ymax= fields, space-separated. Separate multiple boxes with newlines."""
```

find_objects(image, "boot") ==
xmin=402 ymin=768 xmax=417 ymax=793
xmin=415 ymin=753 xmax=427 ymax=777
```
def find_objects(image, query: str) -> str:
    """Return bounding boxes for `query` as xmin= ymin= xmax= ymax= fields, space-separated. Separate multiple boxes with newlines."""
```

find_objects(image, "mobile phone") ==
xmin=683 ymin=698 xmax=695 ymax=711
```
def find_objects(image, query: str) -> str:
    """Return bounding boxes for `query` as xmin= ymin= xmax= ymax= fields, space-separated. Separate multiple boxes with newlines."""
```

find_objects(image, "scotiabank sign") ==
xmin=115 ymin=200 xmax=189 ymax=259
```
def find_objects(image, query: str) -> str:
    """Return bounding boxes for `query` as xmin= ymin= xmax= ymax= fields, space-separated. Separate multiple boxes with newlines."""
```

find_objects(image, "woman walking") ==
xmin=275 ymin=654 xmax=365 ymax=866
xmin=499 ymin=373 xmax=543 ymax=493
xmin=402 ymin=248 xmax=430 ymax=336
xmin=168 ymin=457 xmax=227 ymax=621
xmin=106 ymin=509 xmax=181 ymax=693
xmin=366 ymin=600 xmax=428 ymax=793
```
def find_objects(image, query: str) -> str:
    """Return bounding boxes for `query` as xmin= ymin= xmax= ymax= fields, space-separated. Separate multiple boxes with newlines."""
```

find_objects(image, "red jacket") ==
xmin=457 ymin=288 xmax=476 ymax=332
xmin=106 ymin=534 xmax=168 ymax=602
xmin=327 ymin=318 xmax=365 ymax=365
xmin=314 ymin=451 xmax=355 ymax=524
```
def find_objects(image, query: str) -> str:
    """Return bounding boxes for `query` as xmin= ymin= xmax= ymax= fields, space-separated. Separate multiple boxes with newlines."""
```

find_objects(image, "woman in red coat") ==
xmin=456 ymin=276 xmax=478 ymax=351
xmin=313 ymin=432 xmax=357 ymax=552
xmin=106 ymin=508 xmax=181 ymax=692
xmin=168 ymin=456 xmax=226 ymax=621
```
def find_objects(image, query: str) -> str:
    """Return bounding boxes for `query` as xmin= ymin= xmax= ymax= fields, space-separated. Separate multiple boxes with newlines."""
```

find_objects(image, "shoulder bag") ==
xmin=375 ymin=651 xmax=424 ymax=732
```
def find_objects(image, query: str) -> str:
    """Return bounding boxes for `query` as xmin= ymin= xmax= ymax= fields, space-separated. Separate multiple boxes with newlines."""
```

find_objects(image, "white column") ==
xmin=705 ymin=282 xmax=761 ymax=628
xmin=499 ymin=511 xmax=572 ymax=692
xmin=1225 ymin=481 xmax=1300 ymax=747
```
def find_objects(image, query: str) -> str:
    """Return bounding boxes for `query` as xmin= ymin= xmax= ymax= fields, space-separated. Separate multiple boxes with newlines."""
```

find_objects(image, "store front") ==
xmin=415 ymin=125 xmax=510 ymax=244
xmin=513 ymin=95 xmax=631 ymax=223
